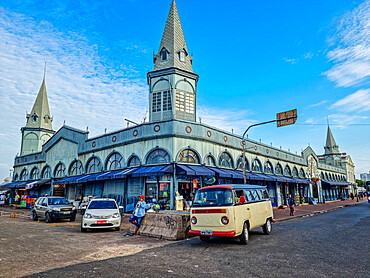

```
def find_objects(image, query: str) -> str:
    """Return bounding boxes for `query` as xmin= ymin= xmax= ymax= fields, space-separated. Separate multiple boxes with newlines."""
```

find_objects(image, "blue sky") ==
xmin=0 ymin=0 xmax=369 ymax=180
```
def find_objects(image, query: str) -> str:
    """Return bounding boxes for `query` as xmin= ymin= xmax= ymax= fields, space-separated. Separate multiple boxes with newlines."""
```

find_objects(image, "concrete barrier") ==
xmin=131 ymin=211 xmax=190 ymax=241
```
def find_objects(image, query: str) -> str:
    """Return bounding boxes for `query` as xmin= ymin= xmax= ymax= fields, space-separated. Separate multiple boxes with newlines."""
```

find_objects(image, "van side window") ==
xmin=251 ymin=190 xmax=260 ymax=200
xmin=262 ymin=189 xmax=269 ymax=199
xmin=235 ymin=190 xmax=246 ymax=203
xmin=256 ymin=190 xmax=263 ymax=199
xmin=244 ymin=190 xmax=254 ymax=201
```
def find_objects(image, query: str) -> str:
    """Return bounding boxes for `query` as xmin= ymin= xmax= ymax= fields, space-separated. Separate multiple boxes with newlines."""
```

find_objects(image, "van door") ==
xmin=250 ymin=190 xmax=266 ymax=228
xmin=234 ymin=190 xmax=250 ymax=234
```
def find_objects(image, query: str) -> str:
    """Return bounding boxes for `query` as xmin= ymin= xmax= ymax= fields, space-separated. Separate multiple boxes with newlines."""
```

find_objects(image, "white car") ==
xmin=81 ymin=198 xmax=123 ymax=232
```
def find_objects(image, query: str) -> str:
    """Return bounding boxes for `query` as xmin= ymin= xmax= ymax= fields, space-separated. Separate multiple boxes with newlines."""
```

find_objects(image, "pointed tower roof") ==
xmin=26 ymin=75 xmax=53 ymax=131
xmin=153 ymin=0 xmax=193 ymax=72
xmin=325 ymin=126 xmax=339 ymax=155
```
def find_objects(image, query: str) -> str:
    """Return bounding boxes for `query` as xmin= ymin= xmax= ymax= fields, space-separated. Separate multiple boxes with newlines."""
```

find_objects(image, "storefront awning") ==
xmin=110 ymin=167 xmax=140 ymax=179
xmin=132 ymin=165 xmax=173 ymax=177
xmin=206 ymin=167 xmax=232 ymax=178
xmin=322 ymin=180 xmax=350 ymax=187
xmin=176 ymin=165 xmax=215 ymax=176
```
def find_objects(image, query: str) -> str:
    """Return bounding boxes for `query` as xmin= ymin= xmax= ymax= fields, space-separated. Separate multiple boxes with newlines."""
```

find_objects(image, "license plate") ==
xmin=63 ymin=212 xmax=70 ymax=214
xmin=201 ymin=230 xmax=213 ymax=235
xmin=97 ymin=220 xmax=107 ymax=224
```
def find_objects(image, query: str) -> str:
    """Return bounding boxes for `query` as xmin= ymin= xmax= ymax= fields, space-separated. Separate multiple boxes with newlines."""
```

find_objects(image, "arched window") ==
xmin=178 ymin=149 xmax=200 ymax=164
xmin=42 ymin=166 xmax=51 ymax=179
xmin=292 ymin=167 xmax=298 ymax=177
xmin=69 ymin=160 xmax=83 ymax=176
xmin=127 ymin=155 xmax=141 ymax=167
xmin=106 ymin=152 xmax=123 ymax=170
xmin=329 ymin=173 xmax=332 ymax=181
xmin=14 ymin=173 xmax=18 ymax=181
xmin=161 ymin=48 xmax=168 ymax=61
xmin=236 ymin=156 xmax=249 ymax=170
xmin=264 ymin=161 xmax=273 ymax=174
xmin=321 ymin=172 xmax=325 ymax=180
xmin=275 ymin=164 xmax=283 ymax=175
xmin=54 ymin=163 xmax=66 ymax=178
xmin=146 ymin=149 xmax=170 ymax=164
xmin=20 ymin=169 xmax=28 ymax=181
xmin=205 ymin=155 xmax=216 ymax=167
xmin=325 ymin=173 xmax=328 ymax=180
xmin=30 ymin=167 xmax=39 ymax=180
xmin=284 ymin=165 xmax=291 ymax=176
xmin=86 ymin=157 xmax=102 ymax=173
xmin=252 ymin=159 xmax=262 ymax=172
xmin=219 ymin=152 xmax=234 ymax=168
xmin=299 ymin=168 xmax=305 ymax=178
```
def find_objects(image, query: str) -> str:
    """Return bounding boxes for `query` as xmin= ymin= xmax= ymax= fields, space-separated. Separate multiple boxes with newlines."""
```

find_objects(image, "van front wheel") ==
xmin=263 ymin=218 xmax=272 ymax=235
xmin=240 ymin=222 xmax=249 ymax=244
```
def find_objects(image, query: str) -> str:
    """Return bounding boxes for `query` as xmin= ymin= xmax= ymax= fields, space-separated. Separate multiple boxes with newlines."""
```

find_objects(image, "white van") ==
xmin=189 ymin=185 xmax=274 ymax=244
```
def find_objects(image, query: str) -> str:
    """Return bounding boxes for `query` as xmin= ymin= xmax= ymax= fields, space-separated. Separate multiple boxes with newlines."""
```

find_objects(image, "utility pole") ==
xmin=242 ymin=109 xmax=297 ymax=184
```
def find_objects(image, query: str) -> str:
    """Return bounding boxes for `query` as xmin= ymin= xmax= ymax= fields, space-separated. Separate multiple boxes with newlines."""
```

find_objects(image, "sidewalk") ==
xmin=274 ymin=198 xmax=368 ymax=222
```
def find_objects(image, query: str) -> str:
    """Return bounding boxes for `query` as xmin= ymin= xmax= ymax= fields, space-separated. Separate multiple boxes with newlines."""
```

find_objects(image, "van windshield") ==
xmin=192 ymin=188 xmax=234 ymax=207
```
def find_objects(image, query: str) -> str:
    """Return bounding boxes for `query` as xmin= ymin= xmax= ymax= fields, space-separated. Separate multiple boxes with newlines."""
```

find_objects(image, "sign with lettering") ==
xmin=277 ymin=109 xmax=297 ymax=127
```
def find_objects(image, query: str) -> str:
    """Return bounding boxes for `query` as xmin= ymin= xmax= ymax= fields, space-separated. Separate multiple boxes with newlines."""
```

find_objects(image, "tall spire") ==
xmin=26 ymin=72 xmax=53 ymax=131
xmin=153 ymin=0 xmax=193 ymax=72
xmin=325 ymin=126 xmax=339 ymax=155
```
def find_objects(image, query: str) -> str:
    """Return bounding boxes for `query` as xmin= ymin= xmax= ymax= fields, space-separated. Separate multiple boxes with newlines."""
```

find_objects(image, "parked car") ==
xmin=32 ymin=196 xmax=77 ymax=223
xmin=189 ymin=184 xmax=274 ymax=244
xmin=81 ymin=198 xmax=123 ymax=232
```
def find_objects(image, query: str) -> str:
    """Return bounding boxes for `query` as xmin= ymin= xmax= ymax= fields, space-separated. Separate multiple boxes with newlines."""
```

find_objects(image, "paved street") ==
xmin=0 ymin=201 xmax=368 ymax=278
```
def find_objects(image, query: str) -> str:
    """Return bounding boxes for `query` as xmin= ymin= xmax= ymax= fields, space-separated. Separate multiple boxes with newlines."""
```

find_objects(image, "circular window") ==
xmin=266 ymin=149 xmax=269 ymax=154
xmin=254 ymin=145 xmax=257 ymax=151
xmin=286 ymin=154 xmax=288 ymax=159
xmin=112 ymin=135 xmax=117 ymax=142
xmin=207 ymin=131 xmax=212 ymax=137
xmin=133 ymin=130 xmax=138 ymax=137
xmin=276 ymin=152 xmax=279 ymax=157
xmin=154 ymin=125 xmax=160 ymax=132
xmin=92 ymin=141 xmax=96 ymax=148
xmin=186 ymin=126 xmax=192 ymax=133
xmin=224 ymin=136 xmax=228 ymax=142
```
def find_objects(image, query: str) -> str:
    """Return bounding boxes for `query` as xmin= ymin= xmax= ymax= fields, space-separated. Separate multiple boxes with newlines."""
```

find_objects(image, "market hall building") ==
xmin=5 ymin=0 xmax=355 ymax=211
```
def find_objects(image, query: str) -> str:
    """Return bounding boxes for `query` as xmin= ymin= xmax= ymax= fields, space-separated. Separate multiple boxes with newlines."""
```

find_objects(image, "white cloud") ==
xmin=308 ymin=100 xmax=329 ymax=108
xmin=0 ymin=7 xmax=148 ymax=179
xmin=197 ymin=107 xmax=255 ymax=136
xmin=283 ymin=58 xmax=298 ymax=64
xmin=331 ymin=89 xmax=370 ymax=112
xmin=324 ymin=0 xmax=370 ymax=87
xmin=303 ymin=52 xmax=314 ymax=59
xmin=328 ymin=113 xmax=368 ymax=129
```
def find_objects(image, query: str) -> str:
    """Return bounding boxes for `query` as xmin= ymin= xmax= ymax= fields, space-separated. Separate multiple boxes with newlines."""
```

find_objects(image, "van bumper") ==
xmin=189 ymin=230 xmax=236 ymax=237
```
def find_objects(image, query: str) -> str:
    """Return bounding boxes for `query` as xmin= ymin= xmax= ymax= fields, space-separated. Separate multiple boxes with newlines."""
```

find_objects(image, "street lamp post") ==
xmin=242 ymin=110 xmax=298 ymax=184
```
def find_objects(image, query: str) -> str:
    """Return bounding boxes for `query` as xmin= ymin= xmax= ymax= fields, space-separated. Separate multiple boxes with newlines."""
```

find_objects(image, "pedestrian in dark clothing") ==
xmin=288 ymin=196 xmax=295 ymax=216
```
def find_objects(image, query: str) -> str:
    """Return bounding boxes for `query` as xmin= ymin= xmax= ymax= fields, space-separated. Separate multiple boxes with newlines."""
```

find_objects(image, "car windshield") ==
xmin=48 ymin=198 xmax=68 ymax=205
xmin=88 ymin=200 xmax=117 ymax=209
xmin=192 ymin=188 xmax=234 ymax=207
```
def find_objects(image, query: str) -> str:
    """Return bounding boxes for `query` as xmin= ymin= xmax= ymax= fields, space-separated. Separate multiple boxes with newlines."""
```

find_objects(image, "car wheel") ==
xmin=81 ymin=226 xmax=87 ymax=232
xmin=115 ymin=226 xmax=120 ymax=231
xmin=32 ymin=211 xmax=38 ymax=221
xmin=45 ymin=212 xmax=52 ymax=223
xmin=240 ymin=222 xmax=249 ymax=244
xmin=199 ymin=236 xmax=211 ymax=242
xmin=70 ymin=216 xmax=76 ymax=222
xmin=262 ymin=218 xmax=272 ymax=235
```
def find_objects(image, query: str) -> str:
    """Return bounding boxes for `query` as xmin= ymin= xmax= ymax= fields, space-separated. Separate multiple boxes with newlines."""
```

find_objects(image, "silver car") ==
xmin=32 ymin=196 xmax=77 ymax=223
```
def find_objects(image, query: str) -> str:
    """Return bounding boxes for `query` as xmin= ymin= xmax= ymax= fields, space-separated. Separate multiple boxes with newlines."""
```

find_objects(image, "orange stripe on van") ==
xmin=192 ymin=209 xmax=227 ymax=214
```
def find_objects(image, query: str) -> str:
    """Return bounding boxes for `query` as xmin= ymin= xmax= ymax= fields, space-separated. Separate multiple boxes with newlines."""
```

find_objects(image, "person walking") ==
xmin=288 ymin=196 xmax=295 ymax=216
xmin=129 ymin=195 xmax=146 ymax=235
xmin=0 ymin=193 xmax=5 ymax=207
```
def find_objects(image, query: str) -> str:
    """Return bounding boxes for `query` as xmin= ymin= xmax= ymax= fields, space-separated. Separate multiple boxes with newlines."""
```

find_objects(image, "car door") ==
xmin=40 ymin=198 xmax=48 ymax=218
xmin=35 ymin=198 xmax=44 ymax=217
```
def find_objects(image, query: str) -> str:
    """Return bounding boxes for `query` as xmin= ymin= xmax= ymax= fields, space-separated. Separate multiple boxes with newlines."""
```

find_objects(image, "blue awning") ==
xmin=111 ymin=167 xmax=140 ymax=179
xmin=176 ymin=165 xmax=215 ymax=176
xmin=322 ymin=180 xmax=348 ymax=186
xmin=132 ymin=165 xmax=172 ymax=177
xmin=206 ymin=167 xmax=233 ymax=178
xmin=1 ymin=181 xmax=22 ymax=189
xmin=55 ymin=176 xmax=78 ymax=185
xmin=95 ymin=170 xmax=121 ymax=180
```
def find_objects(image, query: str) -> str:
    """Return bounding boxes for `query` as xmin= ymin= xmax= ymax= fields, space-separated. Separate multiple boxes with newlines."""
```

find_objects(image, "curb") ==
xmin=275 ymin=203 xmax=357 ymax=222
